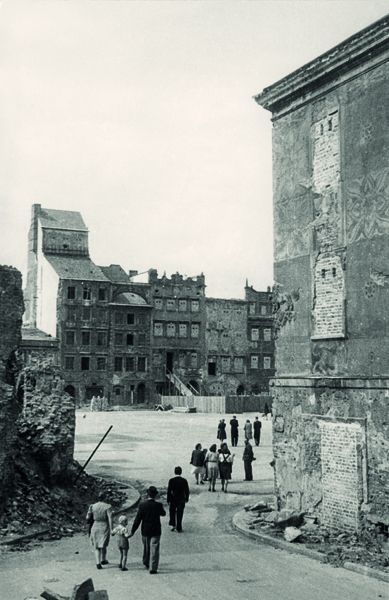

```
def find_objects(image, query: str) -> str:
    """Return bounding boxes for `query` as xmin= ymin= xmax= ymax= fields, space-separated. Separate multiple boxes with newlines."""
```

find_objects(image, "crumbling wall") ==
xmin=0 ymin=266 xmax=24 ymax=512
xmin=18 ymin=361 xmax=76 ymax=482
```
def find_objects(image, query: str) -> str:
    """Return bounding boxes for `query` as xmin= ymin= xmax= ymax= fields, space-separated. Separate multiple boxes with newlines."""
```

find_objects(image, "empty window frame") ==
xmin=114 ymin=357 xmax=123 ymax=372
xmin=81 ymin=331 xmax=91 ymax=346
xmin=126 ymin=333 xmax=134 ymax=346
xmin=125 ymin=356 xmax=135 ymax=371
xmin=67 ymin=286 xmax=76 ymax=300
xmin=127 ymin=313 xmax=135 ymax=325
xmin=82 ymin=307 xmax=91 ymax=321
xmin=83 ymin=286 xmax=91 ymax=300
xmin=81 ymin=356 xmax=90 ymax=371
xmin=65 ymin=356 xmax=75 ymax=370
xmin=66 ymin=331 xmax=75 ymax=345
xmin=138 ymin=357 xmax=146 ymax=372
xmin=98 ymin=287 xmax=107 ymax=301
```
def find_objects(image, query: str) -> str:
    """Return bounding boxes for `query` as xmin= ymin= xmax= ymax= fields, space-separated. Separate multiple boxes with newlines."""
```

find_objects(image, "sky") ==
xmin=0 ymin=1 xmax=388 ymax=298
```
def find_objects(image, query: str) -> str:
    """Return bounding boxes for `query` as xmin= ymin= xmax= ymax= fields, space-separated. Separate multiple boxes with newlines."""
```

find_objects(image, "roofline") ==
xmin=255 ymin=14 xmax=389 ymax=114
xmin=40 ymin=225 xmax=89 ymax=233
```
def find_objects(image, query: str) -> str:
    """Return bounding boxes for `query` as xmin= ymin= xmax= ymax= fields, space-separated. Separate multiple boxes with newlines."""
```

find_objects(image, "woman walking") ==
xmin=217 ymin=419 xmax=227 ymax=442
xmin=244 ymin=419 xmax=253 ymax=442
xmin=205 ymin=444 xmax=219 ymax=492
xmin=190 ymin=443 xmax=205 ymax=485
xmin=86 ymin=491 xmax=113 ymax=569
xmin=218 ymin=442 xmax=234 ymax=493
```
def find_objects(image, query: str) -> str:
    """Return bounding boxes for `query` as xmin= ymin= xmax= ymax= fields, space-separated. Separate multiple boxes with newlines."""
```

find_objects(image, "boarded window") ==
xmin=166 ymin=299 xmax=176 ymax=311
xmin=250 ymin=355 xmax=259 ymax=369
xmin=261 ymin=305 xmax=267 ymax=315
xmin=178 ymin=299 xmax=187 ymax=312
xmin=154 ymin=322 xmax=163 ymax=337
xmin=191 ymin=300 xmax=199 ymax=312
xmin=166 ymin=323 xmax=176 ymax=337
xmin=190 ymin=352 xmax=198 ymax=368
xmin=191 ymin=323 xmax=200 ymax=338
xmin=249 ymin=303 xmax=256 ymax=315
xmin=179 ymin=323 xmax=187 ymax=338
xmin=251 ymin=328 xmax=259 ymax=341
xmin=221 ymin=356 xmax=231 ymax=373
xmin=234 ymin=357 xmax=244 ymax=373
xmin=264 ymin=356 xmax=271 ymax=369
xmin=154 ymin=298 xmax=163 ymax=310
xmin=264 ymin=328 xmax=272 ymax=341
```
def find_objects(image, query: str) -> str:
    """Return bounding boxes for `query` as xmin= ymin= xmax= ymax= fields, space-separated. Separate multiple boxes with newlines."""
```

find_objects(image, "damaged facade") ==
xmin=256 ymin=15 xmax=389 ymax=531
xmin=23 ymin=205 xmax=274 ymax=404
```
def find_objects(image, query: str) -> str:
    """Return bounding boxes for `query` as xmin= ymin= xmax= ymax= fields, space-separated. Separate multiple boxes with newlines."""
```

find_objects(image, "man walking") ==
xmin=129 ymin=486 xmax=166 ymax=574
xmin=167 ymin=466 xmax=190 ymax=533
xmin=243 ymin=439 xmax=255 ymax=481
xmin=253 ymin=416 xmax=262 ymax=446
xmin=230 ymin=415 xmax=239 ymax=447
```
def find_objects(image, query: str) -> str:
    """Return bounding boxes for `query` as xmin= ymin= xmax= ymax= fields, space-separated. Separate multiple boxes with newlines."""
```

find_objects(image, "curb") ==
xmin=0 ymin=481 xmax=140 ymax=547
xmin=232 ymin=510 xmax=389 ymax=584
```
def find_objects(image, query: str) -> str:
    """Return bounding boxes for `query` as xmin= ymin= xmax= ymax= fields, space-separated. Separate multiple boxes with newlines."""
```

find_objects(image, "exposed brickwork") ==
xmin=0 ymin=266 xmax=24 ymax=513
xmin=256 ymin=18 xmax=389 ymax=531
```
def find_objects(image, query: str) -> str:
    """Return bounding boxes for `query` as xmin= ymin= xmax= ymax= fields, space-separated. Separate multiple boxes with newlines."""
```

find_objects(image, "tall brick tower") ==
xmin=255 ymin=17 xmax=389 ymax=531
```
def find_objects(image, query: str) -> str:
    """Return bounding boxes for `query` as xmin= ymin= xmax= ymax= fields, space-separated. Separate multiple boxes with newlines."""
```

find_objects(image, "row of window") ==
xmin=65 ymin=330 xmax=146 ymax=346
xmin=251 ymin=356 xmax=272 ymax=370
xmin=249 ymin=303 xmax=269 ymax=316
xmin=251 ymin=327 xmax=272 ymax=342
xmin=154 ymin=298 xmax=200 ymax=312
xmin=114 ymin=312 xmax=147 ymax=326
xmin=152 ymin=351 xmax=198 ymax=369
xmin=66 ymin=306 xmax=108 ymax=323
xmin=65 ymin=355 xmax=147 ymax=372
xmin=67 ymin=285 xmax=108 ymax=301
xmin=154 ymin=322 xmax=200 ymax=338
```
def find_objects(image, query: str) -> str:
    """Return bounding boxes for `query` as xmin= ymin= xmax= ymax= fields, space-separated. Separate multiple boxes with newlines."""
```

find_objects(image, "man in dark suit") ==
xmin=167 ymin=466 xmax=190 ymax=533
xmin=230 ymin=415 xmax=239 ymax=447
xmin=129 ymin=485 xmax=166 ymax=574
xmin=253 ymin=416 xmax=262 ymax=446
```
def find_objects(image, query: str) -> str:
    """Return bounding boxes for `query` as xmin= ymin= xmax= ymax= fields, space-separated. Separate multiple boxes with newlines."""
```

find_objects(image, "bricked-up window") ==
xmin=81 ymin=356 xmax=90 ymax=371
xmin=83 ymin=286 xmax=91 ymax=300
xmin=153 ymin=353 xmax=162 ymax=366
xmin=82 ymin=307 xmax=91 ymax=321
xmin=115 ymin=333 xmax=123 ymax=346
xmin=251 ymin=328 xmax=259 ymax=341
xmin=115 ymin=312 xmax=124 ymax=325
xmin=208 ymin=360 xmax=216 ymax=375
xmin=234 ymin=357 xmax=244 ymax=373
xmin=178 ymin=299 xmax=187 ymax=312
xmin=98 ymin=288 xmax=107 ymax=301
xmin=154 ymin=322 xmax=163 ymax=337
xmin=250 ymin=355 xmax=259 ymax=369
xmin=127 ymin=313 xmax=135 ymax=325
xmin=249 ymin=303 xmax=256 ymax=315
xmin=191 ymin=323 xmax=200 ymax=338
xmin=97 ymin=357 xmax=106 ymax=371
xmin=97 ymin=331 xmax=107 ymax=346
xmin=191 ymin=300 xmax=199 ymax=312
xmin=138 ymin=357 xmax=146 ymax=372
xmin=264 ymin=328 xmax=272 ymax=342
xmin=264 ymin=356 xmax=271 ymax=369
xmin=166 ymin=323 xmax=176 ymax=337
xmin=114 ymin=357 xmax=123 ymax=372
xmin=126 ymin=356 xmax=135 ymax=371
xmin=81 ymin=331 xmax=90 ymax=346
xmin=126 ymin=333 xmax=134 ymax=346
xmin=65 ymin=356 xmax=74 ymax=370
xmin=221 ymin=356 xmax=231 ymax=373
xmin=66 ymin=331 xmax=75 ymax=345
xmin=190 ymin=352 xmax=198 ymax=368
xmin=179 ymin=323 xmax=187 ymax=338
xmin=138 ymin=333 xmax=146 ymax=346
xmin=166 ymin=299 xmax=176 ymax=311
xmin=261 ymin=305 xmax=267 ymax=315
xmin=67 ymin=286 xmax=76 ymax=300
xmin=154 ymin=298 xmax=163 ymax=310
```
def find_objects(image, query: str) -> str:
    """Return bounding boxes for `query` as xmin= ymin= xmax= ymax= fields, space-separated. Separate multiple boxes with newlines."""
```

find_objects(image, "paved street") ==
xmin=0 ymin=410 xmax=387 ymax=600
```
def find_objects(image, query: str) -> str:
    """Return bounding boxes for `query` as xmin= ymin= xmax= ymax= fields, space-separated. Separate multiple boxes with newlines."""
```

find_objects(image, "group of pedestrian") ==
xmin=223 ymin=415 xmax=262 ymax=447
xmin=90 ymin=395 xmax=109 ymax=411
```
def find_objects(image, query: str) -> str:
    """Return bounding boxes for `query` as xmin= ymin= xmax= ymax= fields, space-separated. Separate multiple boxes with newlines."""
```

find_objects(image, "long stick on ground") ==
xmin=74 ymin=425 xmax=113 ymax=483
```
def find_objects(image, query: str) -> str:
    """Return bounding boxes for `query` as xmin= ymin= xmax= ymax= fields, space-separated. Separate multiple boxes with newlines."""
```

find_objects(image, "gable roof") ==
xmin=45 ymin=255 xmax=109 ymax=282
xmin=39 ymin=208 xmax=88 ymax=231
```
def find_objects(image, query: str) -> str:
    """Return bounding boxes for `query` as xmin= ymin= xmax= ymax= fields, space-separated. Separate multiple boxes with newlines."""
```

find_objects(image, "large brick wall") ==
xmin=256 ymin=18 xmax=389 ymax=530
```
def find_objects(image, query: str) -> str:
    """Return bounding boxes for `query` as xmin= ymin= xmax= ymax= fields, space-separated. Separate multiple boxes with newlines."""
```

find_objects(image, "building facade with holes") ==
xmin=23 ymin=204 xmax=275 ymax=405
xmin=256 ymin=16 xmax=389 ymax=531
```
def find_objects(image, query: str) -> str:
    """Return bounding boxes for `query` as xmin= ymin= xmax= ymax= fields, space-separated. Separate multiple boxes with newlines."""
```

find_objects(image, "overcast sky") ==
xmin=1 ymin=1 xmax=388 ymax=298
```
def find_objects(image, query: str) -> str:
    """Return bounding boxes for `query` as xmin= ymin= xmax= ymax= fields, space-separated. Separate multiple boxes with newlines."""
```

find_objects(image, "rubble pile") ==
xmin=0 ymin=467 xmax=126 ymax=543
xmin=243 ymin=502 xmax=389 ymax=571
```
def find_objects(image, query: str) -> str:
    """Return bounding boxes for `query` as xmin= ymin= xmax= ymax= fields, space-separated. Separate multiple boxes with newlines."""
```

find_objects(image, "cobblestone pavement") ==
xmin=0 ymin=411 xmax=387 ymax=600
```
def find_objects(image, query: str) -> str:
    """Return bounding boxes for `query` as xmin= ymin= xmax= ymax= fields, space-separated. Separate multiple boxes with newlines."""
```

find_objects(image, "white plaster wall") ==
xmin=36 ymin=225 xmax=59 ymax=337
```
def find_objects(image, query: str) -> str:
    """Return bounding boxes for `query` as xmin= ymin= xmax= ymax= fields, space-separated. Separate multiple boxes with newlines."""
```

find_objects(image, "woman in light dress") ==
xmin=205 ymin=444 xmax=219 ymax=492
xmin=86 ymin=491 xmax=113 ymax=569
xmin=244 ymin=419 xmax=253 ymax=442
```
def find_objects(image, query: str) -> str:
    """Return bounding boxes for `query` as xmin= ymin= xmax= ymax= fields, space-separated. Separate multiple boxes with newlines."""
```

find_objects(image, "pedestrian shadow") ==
xmin=158 ymin=565 xmax=232 ymax=573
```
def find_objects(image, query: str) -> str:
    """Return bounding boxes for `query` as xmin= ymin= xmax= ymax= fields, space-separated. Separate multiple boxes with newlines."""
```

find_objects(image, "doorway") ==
xmin=166 ymin=352 xmax=174 ymax=373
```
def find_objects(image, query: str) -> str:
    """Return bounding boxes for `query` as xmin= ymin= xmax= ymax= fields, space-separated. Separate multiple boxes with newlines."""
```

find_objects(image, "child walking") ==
xmin=111 ymin=515 xmax=131 ymax=571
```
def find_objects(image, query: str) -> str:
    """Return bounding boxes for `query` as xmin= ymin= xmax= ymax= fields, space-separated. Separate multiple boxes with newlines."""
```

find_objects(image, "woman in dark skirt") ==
xmin=218 ymin=442 xmax=234 ymax=493
xmin=217 ymin=419 xmax=227 ymax=442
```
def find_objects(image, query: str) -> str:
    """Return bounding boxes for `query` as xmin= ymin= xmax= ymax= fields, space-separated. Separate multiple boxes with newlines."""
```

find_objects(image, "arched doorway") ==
xmin=136 ymin=382 xmax=146 ymax=404
xmin=64 ymin=384 xmax=76 ymax=398
xmin=236 ymin=384 xmax=245 ymax=396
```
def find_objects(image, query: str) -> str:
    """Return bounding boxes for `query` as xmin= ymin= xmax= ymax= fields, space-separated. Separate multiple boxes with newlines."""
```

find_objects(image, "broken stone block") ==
xmin=274 ymin=510 xmax=305 ymax=528
xmin=284 ymin=526 xmax=303 ymax=542
xmin=40 ymin=590 xmax=69 ymax=600
xmin=70 ymin=578 xmax=94 ymax=600
xmin=87 ymin=593 xmax=109 ymax=600
xmin=250 ymin=501 xmax=268 ymax=512
xmin=243 ymin=504 xmax=252 ymax=511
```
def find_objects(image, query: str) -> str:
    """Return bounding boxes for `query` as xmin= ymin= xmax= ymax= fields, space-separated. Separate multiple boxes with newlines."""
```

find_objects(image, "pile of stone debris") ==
xmin=244 ymin=502 xmax=389 ymax=571
xmin=0 ymin=465 xmax=127 ymax=545
xmin=26 ymin=576 xmax=108 ymax=600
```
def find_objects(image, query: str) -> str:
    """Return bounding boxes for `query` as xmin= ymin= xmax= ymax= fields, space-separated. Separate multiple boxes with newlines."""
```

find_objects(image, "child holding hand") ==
xmin=112 ymin=515 xmax=131 ymax=571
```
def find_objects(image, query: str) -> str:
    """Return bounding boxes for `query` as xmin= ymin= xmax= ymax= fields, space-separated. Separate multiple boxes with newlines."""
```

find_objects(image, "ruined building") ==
xmin=24 ymin=204 xmax=274 ymax=404
xmin=255 ymin=16 xmax=389 ymax=531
